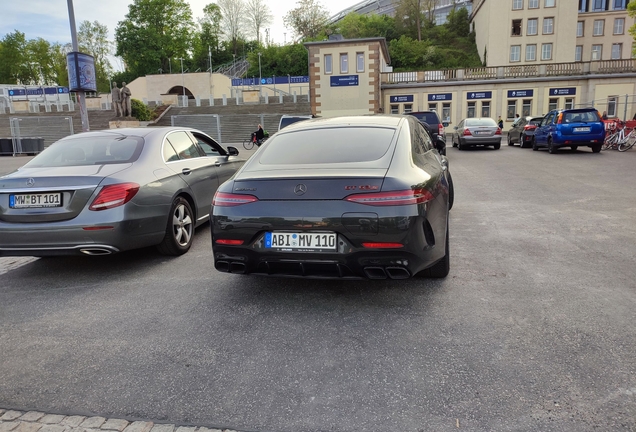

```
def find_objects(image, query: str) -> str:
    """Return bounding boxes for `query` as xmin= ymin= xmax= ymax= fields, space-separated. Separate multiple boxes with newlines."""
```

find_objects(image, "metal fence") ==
xmin=170 ymin=113 xmax=290 ymax=144
xmin=2 ymin=116 xmax=74 ymax=155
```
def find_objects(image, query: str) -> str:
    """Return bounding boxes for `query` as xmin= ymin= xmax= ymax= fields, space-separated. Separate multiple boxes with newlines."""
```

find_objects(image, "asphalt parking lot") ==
xmin=1 ymin=140 xmax=635 ymax=432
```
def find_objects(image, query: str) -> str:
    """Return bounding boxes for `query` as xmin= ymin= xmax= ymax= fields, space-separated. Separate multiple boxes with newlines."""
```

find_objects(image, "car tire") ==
xmin=519 ymin=135 xmax=527 ymax=148
xmin=548 ymin=139 xmax=557 ymax=154
xmin=157 ymin=196 xmax=194 ymax=256
xmin=592 ymin=144 xmax=602 ymax=153
xmin=419 ymin=216 xmax=450 ymax=279
xmin=447 ymin=171 xmax=454 ymax=211
xmin=494 ymin=142 xmax=501 ymax=150
xmin=571 ymin=145 xmax=578 ymax=151
xmin=452 ymin=139 xmax=457 ymax=148
xmin=532 ymin=137 xmax=539 ymax=151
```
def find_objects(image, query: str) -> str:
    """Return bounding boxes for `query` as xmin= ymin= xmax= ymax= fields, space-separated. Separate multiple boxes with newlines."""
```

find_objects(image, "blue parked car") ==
xmin=532 ymin=108 xmax=605 ymax=153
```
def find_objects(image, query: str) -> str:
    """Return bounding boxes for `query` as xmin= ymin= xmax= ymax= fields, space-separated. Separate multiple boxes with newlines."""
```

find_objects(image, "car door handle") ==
xmin=214 ymin=161 xmax=221 ymax=167
xmin=182 ymin=168 xmax=192 ymax=175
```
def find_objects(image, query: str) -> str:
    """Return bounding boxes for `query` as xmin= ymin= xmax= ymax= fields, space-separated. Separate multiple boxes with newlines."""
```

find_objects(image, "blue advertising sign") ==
xmin=507 ymin=89 xmax=534 ymax=98
xmin=428 ymin=93 xmax=452 ymax=101
xmin=550 ymin=87 xmax=576 ymax=96
xmin=7 ymin=89 xmax=26 ymax=96
xmin=26 ymin=88 xmax=43 ymax=96
xmin=66 ymin=51 xmax=97 ymax=92
xmin=467 ymin=91 xmax=492 ymax=100
xmin=330 ymin=75 xmax=359 ymax=87
xmin=390 ymin=95 xmax=414 ymax=103
xmin=232 ymin=76 xmax=309 ymax=87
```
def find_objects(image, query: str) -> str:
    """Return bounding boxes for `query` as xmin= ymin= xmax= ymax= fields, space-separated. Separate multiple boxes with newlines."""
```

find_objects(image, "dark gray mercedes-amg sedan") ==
xmin=211 ymin=115 xmax=453 ymax=280
xmin=0 ymin=127 xmax=244 ymax=257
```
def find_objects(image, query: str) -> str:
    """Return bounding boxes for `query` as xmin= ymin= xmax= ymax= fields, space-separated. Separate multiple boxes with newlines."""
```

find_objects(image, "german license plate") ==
xmin=475 ymin=131 xmax=490 ymax=135
xmin=574 ymin=127 xmax=591 ymax=132
xmin=265 ymin=232 xmax=337 ymax=251
xmin=10 ymin=193 xmax=62 ymax=208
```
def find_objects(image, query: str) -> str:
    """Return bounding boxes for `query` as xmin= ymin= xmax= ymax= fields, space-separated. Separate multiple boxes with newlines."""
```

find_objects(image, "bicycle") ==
xmin=617 ymin=127 xmax=636 ymax=152
xmin=602 ymin=121 xmax=628 ymax=151
xmin=242 ymin=136 xmax=268 ymax=150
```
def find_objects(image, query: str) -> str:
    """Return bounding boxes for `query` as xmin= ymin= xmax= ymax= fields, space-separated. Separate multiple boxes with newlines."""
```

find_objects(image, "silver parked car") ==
xmin=451 ymin=117 xmax=502 ymax=150
xmin=0 ymin=127 xmax=245 ymax=257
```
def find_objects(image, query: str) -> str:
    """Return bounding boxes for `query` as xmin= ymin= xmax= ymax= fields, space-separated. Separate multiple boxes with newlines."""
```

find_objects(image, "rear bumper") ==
xmin=460 ymin=137 xmax=502 ymax=146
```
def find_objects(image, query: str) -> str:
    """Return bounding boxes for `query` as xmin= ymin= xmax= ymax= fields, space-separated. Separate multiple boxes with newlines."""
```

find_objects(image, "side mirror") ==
xmin=442 ymin=122 xmax=449 ymax=127
xmin=227 ymin=146 xmax=239 ymax=156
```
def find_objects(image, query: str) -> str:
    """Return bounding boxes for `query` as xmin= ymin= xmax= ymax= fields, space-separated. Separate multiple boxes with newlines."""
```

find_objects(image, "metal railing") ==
xmin=6 ymin=116 xmax=74 ymax=155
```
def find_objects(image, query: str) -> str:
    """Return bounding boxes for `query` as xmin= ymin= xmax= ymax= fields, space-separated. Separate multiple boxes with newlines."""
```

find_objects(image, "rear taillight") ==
xmin=89 ymin=183 xmax=139 ymax=211
xmin=213 ymin=192 xmax=258 ymax=207
xmin=215 ymin=239 xmax=244 ymax=245
xmin=463 ymin=129 xmax=472 ymax=136
xmin=438 ymin=123 xmax=444 ymax=136
xmin=524 ymin=125 xmax=536 ymax=131
xmin=362 ymin=242 xmax=404 ymax=249
xmin=495 ymin=128 xmax=502 ymax=135
xmin=344 ymin=189 xmax=434 ymax=206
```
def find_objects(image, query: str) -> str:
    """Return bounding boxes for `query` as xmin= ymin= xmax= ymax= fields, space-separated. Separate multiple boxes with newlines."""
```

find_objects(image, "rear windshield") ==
xmin=24 ymin=135 xmax=144 ymax=168
xmin=259 ymin=127 xmax=396 ymax=165
xmin=563 ymin=111 xmax=600 ymax=123
xmin=465 ymin=118 xmax=497 ymax=127
xmin=409 ymin=113 xmax=439 ymax=124
xmin=529 ymin=119 xmax=543 ymax=125
xmin=279 ymin=117 xmax=311 ymax=130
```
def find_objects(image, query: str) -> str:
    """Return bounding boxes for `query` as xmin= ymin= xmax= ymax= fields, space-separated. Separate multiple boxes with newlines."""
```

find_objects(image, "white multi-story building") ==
xmin=470 ymin=0 xmax=635 ymax=66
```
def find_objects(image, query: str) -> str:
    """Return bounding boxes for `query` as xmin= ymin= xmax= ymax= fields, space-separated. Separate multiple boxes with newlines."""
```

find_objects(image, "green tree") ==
xmin=49 ymin=43 xmax=71 ymax=87
xmin=629 ymin=0 xmax=636 ymax=57
xmin=394 ymin=0 xmax=423 ymax=41
xmin=78 ymin=20 xmax=113 ymax=92
xmin=246 ymin=43 xmax=308 ymax=77
xmin=217 ymin=0 xmax=245 ymax=55
xmin=444 ymin=7 xmax=470 ymax=38
xmin=284 ymin=0 xmax=330 ymax=41
xmin=325 ymin=12 xmax=398 ymax=40
xmin=0 ymin=31 xmax=29 ymax=84
xmin=115 ymin=0 xmax=195 ymax=78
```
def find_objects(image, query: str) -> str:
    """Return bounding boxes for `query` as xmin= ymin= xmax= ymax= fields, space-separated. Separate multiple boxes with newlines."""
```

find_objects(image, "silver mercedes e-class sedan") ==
xmin=0 ymin=127 xmax=245 ymax=257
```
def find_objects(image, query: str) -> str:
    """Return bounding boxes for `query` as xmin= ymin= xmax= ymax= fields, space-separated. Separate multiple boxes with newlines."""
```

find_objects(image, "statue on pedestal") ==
xmin=111 ymin=82 xmax=122 ymax=117
xmin=121 ymin=82 xmax=132 ymax=117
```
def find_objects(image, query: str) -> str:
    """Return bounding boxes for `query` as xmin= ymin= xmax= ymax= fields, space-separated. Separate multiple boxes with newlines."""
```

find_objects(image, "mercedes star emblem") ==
xmin=294 ymin=184 xmax=307 ymax=196
xmin=26 ymin=178 xmax=35 ymax=187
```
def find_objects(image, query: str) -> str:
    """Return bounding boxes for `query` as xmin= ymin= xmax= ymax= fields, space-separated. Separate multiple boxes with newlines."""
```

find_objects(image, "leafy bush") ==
xmin=131 ymin=99 xmax=154 ymax=121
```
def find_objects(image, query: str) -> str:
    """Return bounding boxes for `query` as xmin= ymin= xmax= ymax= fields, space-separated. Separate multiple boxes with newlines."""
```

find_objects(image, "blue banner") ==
xmin=467 ymin=91 xmax=492 ymax=100
xmin=330 ymin=75 xmax=359 ymax=87
xmin=390 ymin=95 xmax=414 ymax=103
xmin=507 ymin=89 xmax=534 ymax=98
xmin=550 ymin=87 xmax=576 ymax=96
xmin=428 ymin=93 xmax=452 ymax=101
xmin=8 ymin=87 xmax=69 ymax=96
xmin=232 ymin=75 xmax=309 ymax=87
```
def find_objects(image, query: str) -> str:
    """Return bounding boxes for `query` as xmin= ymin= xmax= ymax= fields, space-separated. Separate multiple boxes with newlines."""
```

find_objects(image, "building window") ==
xmin=543 ymin=18 xmax=554 ymax=34
xmin=467 ymin=102 xmax=476 ymax=118
xmin=527 ymin=19 xmax=538 ymax=35
xmin=593 ymin=0 xmax=605 ymax=10
xmin=548 ymin=98 xmax=558 ymax=111
xmin=442 ymin=103 xmax=451 ymax=123
xmin=577 ymin=21 xmax=584 ymax=37
xmin=575 ymin=45 xmax=583 ymax=61
xmin=593 ymin=19 xmax=604 ymax=36
xmin=324 ymin=54 xmax=332 ymax=74
xmin=522 ymin=100 xmax=532 ymax=116
xmin=564 ymin=98 xmax=574 ymax=109
xmin=613 ymin=0 xmax=626 ymax=9
xmin=541 ymin=43 xmax=553 ymax=60
xmin=545 ymin=0 xmax=555 ymax=6
xmin=507 ymin=100 xmax=517 ymax=119
xmin=356 ymin=52 xmax=365 ymax=73
xmin=607 ymin=96 xmax=617 ymax=117
xmin=512 ymin=19 xmax=522 ymax=36
xmin=611 ymin=43 xmax=622 ymax=59
xmin=526 ymin=44 xmax=537 ymax=61
xmin=614 ymin=18 xmax=624 ymax=34
xmin=513 ymin=0 xmax=523 ymax=9
xmin=481 ymin=101 xmax=491 ymax=117
xmin=390 ymin=105 xmax=399 ymax=114
xmin=510 ymin=45 xmax=521 ymax=62
xmin=529 ymin=0 xmax=539 ymax=7
xmin=403 ymin=104 xmax=413 ymax=113
xmin=592 ymin=44 xmax=603 ymax=60
xmin=429 ymin=103 xmax=438 ymax=112
xmin=579 ymin=0 xmax=588 ymax=12
xmin=340 ymin=53 xmax=348 ymax=74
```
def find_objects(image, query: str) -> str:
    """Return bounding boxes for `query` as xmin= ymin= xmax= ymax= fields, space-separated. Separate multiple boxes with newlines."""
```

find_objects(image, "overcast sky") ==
xmin=1 ymin=0 xmax=360 ymax=69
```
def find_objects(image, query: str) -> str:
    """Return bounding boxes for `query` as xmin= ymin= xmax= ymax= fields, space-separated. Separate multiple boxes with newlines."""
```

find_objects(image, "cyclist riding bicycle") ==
xmin=251 ymin=124 xmax=265 ymax=146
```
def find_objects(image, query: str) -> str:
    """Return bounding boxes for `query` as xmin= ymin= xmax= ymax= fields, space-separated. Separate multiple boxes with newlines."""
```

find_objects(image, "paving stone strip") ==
xmin=0 ymin=411 xmax=235 ymax=432
xmin=0 ymin=257 xmax=39 ymax=276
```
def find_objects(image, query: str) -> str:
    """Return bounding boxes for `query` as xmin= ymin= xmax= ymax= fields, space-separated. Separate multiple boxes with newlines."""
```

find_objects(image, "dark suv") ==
xmin=533 ymin=108 xmax=605 ymax=153
xmin=405 ymin=111 xmax=447 ymax=143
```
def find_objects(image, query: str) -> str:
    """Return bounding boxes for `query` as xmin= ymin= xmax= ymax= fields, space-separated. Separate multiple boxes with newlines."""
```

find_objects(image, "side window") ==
xmin=418 ymin=123 xmax=433 ymax=152
xmin=411 ymin=121 xmax=431 ymax=155
xmin=540 ymin=115 xmax=550 ymax=126
xmin=191 ymin=132 xmax=223 ymax=156
xmin=163 ymin=141 xmax=179 ymax=162
xmin=166 ymin=131 xmax=200 ymax=160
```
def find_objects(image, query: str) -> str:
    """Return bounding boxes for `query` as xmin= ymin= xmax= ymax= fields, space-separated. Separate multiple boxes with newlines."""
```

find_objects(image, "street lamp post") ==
xmin=258 ymin=52 xmax=262 ymax=97
xmin=179 ymin=58 xmax=185 ymax=106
